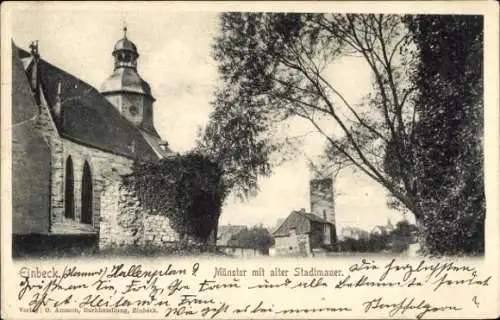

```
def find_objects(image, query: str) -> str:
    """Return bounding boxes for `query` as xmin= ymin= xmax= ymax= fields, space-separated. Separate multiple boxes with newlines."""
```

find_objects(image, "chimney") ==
xmin=29 ymin=41 xmax=41 ymax=105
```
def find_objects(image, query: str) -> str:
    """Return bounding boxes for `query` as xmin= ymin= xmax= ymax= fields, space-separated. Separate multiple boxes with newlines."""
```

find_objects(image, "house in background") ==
xmin=272 ymin=209 xmax=336 ymax=256
xmin=272 ymin=173 xmax=337 ymax=257
xmin=370 ymin=218 xmax=395 ymax=236
xmin=339 ymin=226 xmax=370 ymax=240
xmin=216 ymin=225 xmax=247 ymax=246
xmin=216 ymin=225 xmax=266 ymax=258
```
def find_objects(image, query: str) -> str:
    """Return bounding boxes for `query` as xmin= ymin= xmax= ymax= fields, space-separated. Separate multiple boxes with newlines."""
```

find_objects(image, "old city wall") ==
xmin=100 ymin=183 xmax=182 ymax=249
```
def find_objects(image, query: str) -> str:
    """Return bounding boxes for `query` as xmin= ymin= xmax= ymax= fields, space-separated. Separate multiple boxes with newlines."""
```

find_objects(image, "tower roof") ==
xmin=113 ymin=37 xmax=138 ymax=56
xmin=112 ymin=26 xmax=139 ymax=56
xmin=100 ymin=67 xmax=153 ymax=98
xmin=101 ymin=26 xmax=154 ymax=99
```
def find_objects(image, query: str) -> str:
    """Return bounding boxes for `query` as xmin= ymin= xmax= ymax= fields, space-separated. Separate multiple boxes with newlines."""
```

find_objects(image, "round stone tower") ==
xmin=309 ymin=164 xmax=336 ymax=226
xmin=100 ymin=27 xmax=158 ymax=136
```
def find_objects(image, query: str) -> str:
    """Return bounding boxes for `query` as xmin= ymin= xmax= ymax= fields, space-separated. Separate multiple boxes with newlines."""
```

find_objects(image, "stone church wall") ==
xmin=35 ymin=92 xmax=209 ymax=252
xmin=34 ymin=96 xmax=175 ymax=246
xmin=12 ymin=120 xmax=51 ymax=234
xmin=35 ymin=93 xmax=64 ymax=231
xmin=59 ymin=139 xmax=186 ymax=250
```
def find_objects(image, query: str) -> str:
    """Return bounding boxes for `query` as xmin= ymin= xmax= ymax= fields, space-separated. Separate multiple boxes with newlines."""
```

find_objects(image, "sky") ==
xmin=9 ymin=6 xmax=414 ymax=232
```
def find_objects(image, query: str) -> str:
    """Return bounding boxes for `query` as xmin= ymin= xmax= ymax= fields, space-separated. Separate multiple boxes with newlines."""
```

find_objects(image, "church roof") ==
xmin=13 ymin=43 xmax=163 ymax=161
xmin=273 ymin=210 xmax=333 ymax=237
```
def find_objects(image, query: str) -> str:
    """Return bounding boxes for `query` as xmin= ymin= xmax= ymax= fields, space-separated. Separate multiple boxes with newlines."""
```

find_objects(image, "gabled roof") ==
xmin=140 ymin=130 xmax=173 ymax=158
xmin=273 ymin=210 xmax=333 ymax=237
xmin=14 ymin=44 xmax=163 ymax=161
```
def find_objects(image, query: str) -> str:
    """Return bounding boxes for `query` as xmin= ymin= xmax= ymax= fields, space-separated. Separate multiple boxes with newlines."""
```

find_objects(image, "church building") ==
xmin=11 ymin=28 xmax=215 ymax=256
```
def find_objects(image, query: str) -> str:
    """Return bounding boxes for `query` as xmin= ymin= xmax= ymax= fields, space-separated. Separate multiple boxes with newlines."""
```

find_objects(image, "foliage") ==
xmin=201 ymin=13 xmax=485 ymax=255
xmin=227 ymin=226 xmax=275 ymax=254
xmin=201 ymin=13 xmax=418 ymax=205
xmin=338 ymin=221 xmax=418 ymax=253
xmin=404 ymin=15 xmax=485 ymax=255
xmin=122 ymin=152 xmax=228 ymax=242
xmin=392 ymin=220 xmax=418 ymax=239
xmin=338 ymin=234 xmax=393 ymax=253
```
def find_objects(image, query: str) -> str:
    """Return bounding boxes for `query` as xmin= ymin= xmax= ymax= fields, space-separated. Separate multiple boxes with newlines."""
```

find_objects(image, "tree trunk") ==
xmin=413 ymin=217 xmax=426 ymax=255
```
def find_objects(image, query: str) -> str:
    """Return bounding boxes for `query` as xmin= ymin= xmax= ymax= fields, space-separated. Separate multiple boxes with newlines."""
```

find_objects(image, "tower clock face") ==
xmin=129 ymin=105 xmax=139 ymax=116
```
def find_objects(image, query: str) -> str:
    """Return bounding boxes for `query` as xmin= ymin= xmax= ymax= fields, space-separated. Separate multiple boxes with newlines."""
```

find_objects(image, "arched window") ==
xmin=64 ymin=156 xmax=75 ymax=219
xmin=81 ymin=161 xmax=93 ymax=224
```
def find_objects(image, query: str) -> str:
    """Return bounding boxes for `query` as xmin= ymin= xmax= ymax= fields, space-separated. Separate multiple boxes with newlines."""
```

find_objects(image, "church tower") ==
xmin=101 ymin=27 xmax=158 ymax=136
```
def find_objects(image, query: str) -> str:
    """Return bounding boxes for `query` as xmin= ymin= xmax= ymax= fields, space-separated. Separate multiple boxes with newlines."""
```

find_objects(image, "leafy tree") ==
xmin=367 ymin=233 xmax=390 ymax=252
xmin=404 ymin=15 xmax=484 ymax=254
xmin=123 ymin=152 xmax=228 ymax=243
xmin=227 ymin=226 xmax=275 ymax=254
xmin=200 ymin=13 xmax=484 ymax=255
xmin=392 ymin=220 xmax=418 ymax=239
xmin=201 ymin=13 xmax=418 ymax=204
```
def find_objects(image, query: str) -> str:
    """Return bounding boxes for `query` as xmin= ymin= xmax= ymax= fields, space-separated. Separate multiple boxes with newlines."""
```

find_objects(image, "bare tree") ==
xmin=200 ymin=13 xmax=484 ymax=254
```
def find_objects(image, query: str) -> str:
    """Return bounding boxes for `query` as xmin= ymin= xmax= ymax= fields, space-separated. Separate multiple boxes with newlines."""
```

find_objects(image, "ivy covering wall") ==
xmin=122 ymin=152 xmax=228 ymax=243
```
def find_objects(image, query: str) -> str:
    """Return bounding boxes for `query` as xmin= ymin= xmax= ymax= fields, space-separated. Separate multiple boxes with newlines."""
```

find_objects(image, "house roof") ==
xmin=14 ymin=43 xmax=168 ymax=161
xmin=370 ymin=219 xmax=394 ymax=234
xmin=371 ymin=225 xmax=390 ymax=234
xmin=217 ymin=225 xmax=247 ymax=246
xmin=273 ymin=210 xmax=333 ymax=237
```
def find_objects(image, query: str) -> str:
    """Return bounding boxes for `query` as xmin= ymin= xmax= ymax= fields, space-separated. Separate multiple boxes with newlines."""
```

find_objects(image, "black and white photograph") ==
xmin=2 ymin=2 xmax=499 ymax=319
xmin=8 ymin=6 xmax=487 ymax=259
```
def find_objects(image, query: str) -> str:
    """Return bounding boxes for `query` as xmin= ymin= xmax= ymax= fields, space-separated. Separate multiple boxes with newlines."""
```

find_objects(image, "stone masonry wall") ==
xmin=274 ymin=233 xmax=311 ymax=257
xmin=99 ymin=183 xmax=189 ymax=250
xmin=58 ymin=137 xmax=187 ymax=250
xmin=36 ymin=87 xmax=207 ymax=251
xmin=35 ymin=86 xmax=136 ymax=236
xmin=310 ymin=178 xmax=336 ymax=230
xmin=142 ymin=214 xmax=181 ymax=246
xmin=35 ymin=92 xmax=63 ymax=230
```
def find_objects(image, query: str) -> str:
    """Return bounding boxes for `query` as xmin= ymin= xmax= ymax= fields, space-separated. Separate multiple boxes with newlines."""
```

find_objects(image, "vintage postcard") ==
xmin=1 ymin=1 xmax=499 ymax=319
